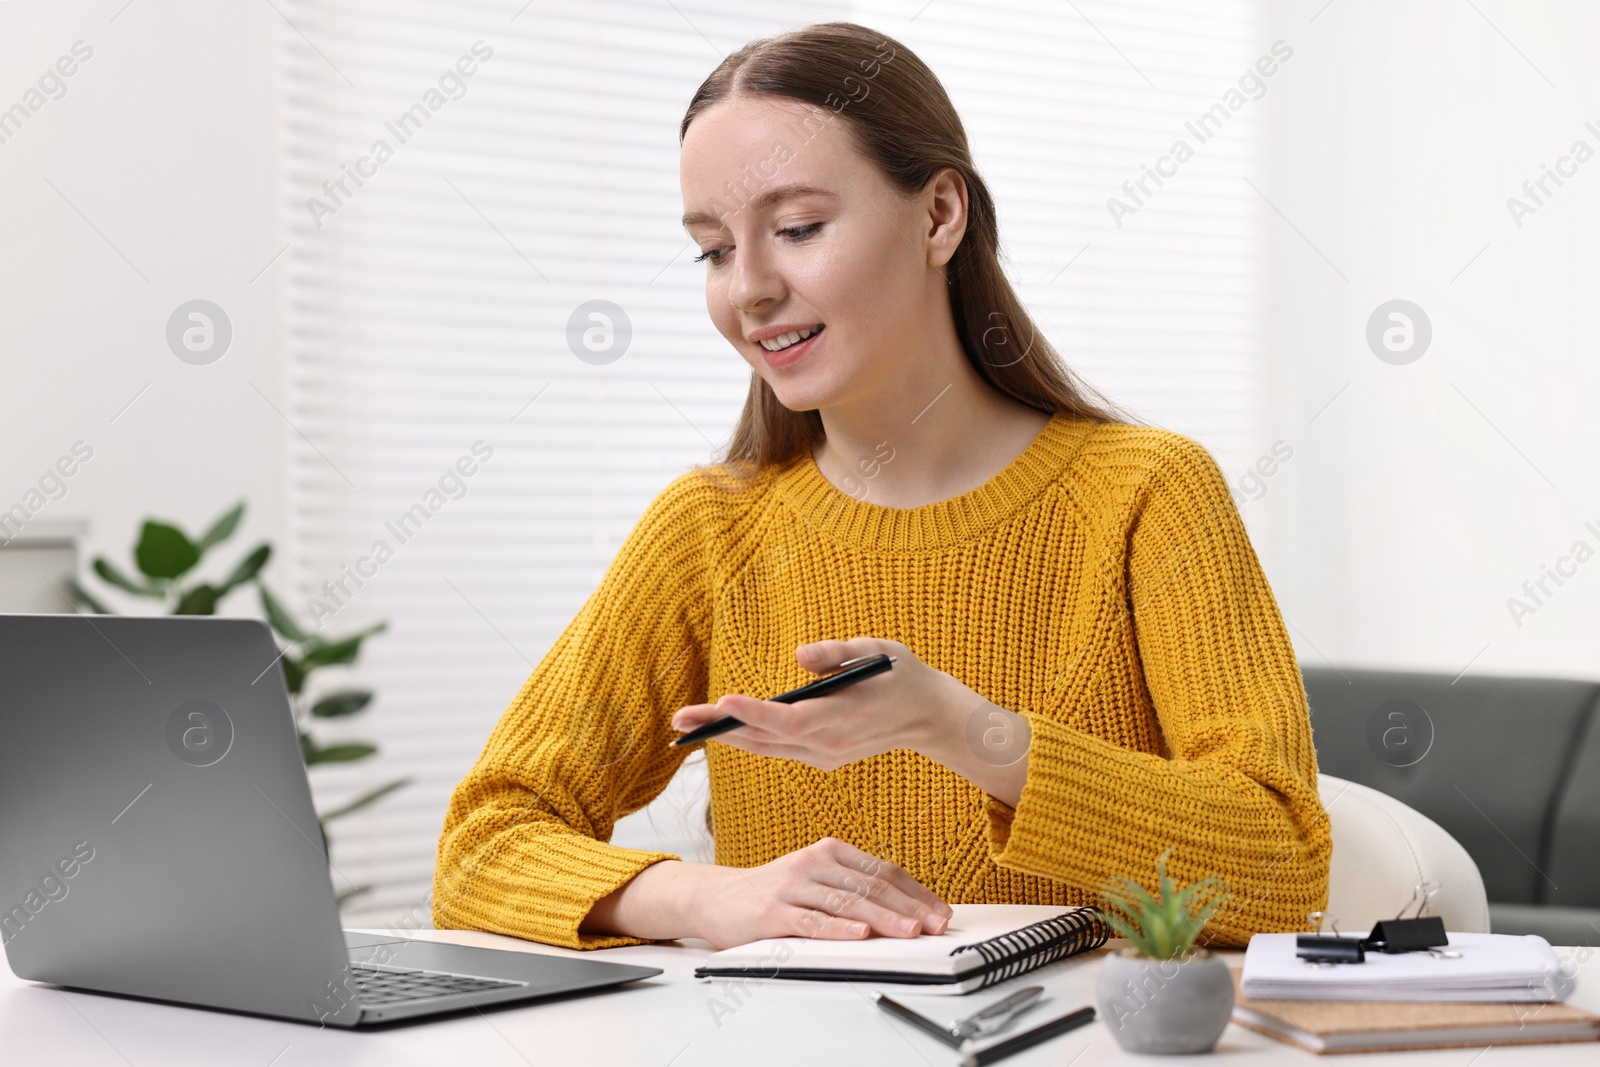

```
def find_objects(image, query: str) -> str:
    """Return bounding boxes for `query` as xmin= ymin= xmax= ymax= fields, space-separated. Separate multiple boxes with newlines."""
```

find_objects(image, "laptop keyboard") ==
xmin=349 ymin=963 xmax=525 ymax=1004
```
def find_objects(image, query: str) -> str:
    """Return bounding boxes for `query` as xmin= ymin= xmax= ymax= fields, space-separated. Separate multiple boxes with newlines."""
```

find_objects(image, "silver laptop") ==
xmin=0 ymin=613 xmax=660 ymax=1026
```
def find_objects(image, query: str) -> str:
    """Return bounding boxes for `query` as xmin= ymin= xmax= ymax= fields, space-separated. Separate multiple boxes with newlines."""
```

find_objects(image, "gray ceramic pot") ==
xmin=1095 ymin=947 xmax=1234 ymax=1054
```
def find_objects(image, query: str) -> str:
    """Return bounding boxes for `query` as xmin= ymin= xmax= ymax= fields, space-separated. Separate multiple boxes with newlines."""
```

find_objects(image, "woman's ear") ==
xmin=923 ymin=165 xmax=968 ymax=271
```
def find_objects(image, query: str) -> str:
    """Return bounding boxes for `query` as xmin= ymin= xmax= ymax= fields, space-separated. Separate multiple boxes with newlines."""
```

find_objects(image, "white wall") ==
xmin=1251 ymin=0 xmax=1600 ymax=682
xmin=0 ymin=1 xmax=289 ymax=598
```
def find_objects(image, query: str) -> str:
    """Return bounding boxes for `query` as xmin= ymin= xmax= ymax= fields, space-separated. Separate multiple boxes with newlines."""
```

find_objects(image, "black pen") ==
xmin=670 ymin=653 xmax=897 ymax=747
xmin=959 ymin=1006 xmax=1096 ymax=1067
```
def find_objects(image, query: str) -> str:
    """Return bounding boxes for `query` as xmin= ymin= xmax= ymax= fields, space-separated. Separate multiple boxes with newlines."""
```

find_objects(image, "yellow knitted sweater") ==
xmin=433 ymin=414 xmax=1330 ymax=949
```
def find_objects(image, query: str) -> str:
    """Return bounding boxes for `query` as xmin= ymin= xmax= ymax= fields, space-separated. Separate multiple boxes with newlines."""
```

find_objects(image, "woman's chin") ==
xmin=758 ymin=371 xmax=826 ymax=408
xmin=769 ymin=384 xmax=837 ymax=414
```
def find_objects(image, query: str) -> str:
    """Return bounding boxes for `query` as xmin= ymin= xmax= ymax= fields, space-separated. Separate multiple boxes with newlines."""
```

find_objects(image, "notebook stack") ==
xmin=1234 ymin=931 xmax=1600 ymax=1054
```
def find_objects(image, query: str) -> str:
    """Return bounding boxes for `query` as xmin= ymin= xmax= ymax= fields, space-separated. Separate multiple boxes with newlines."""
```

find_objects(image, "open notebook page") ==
xmin=701 ymin=904 xmax=1081 ymax=975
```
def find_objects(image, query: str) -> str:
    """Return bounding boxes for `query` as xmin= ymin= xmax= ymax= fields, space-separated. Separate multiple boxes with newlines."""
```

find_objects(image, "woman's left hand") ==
xmin=669 ymin=637 xmax=985 ymax=772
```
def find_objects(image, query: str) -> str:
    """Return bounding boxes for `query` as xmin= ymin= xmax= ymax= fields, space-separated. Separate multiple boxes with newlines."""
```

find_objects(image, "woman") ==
xmin=433 ymin=22 xmax=1329 ymax=951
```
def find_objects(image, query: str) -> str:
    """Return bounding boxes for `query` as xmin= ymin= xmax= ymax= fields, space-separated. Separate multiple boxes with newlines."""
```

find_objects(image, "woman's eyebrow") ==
xmin=682 ymin=183 xmax=837 ymax=229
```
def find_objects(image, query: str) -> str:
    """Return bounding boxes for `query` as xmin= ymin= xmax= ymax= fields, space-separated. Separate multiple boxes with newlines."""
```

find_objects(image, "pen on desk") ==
xmin=873 ymin=992 xmax=965 ymax=1050
xmin=671 ymin=653 xmax=896 ymax=747
xmin=959 ymin=1005 xmax=1096 ymax=1067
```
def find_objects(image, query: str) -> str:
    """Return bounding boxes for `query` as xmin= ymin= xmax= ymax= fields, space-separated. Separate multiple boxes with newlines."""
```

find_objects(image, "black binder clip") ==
xmin=1296 ymin=912 xmax=1365 ymax=964
xmin=1363 ymin=882 xmax=1449 ymax=954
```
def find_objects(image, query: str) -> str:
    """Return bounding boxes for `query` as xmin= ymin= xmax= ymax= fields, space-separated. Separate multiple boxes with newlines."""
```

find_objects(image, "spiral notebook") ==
xmin=693 ymin=904 xmax=1109 ymax=995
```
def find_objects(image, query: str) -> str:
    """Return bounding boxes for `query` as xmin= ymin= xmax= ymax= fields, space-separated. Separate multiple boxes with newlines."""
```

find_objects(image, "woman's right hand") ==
xmin=688 ymin=837 xmax=952 ymax=950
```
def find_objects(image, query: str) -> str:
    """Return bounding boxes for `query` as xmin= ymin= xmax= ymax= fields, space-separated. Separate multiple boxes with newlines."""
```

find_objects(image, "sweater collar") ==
xmin=773 ymin=412 xmax=1098 ymax=553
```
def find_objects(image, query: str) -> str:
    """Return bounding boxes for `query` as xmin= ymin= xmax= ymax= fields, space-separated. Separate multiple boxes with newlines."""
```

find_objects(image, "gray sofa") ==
xmin=1301 ymin=665 xmax=1600 ymax=946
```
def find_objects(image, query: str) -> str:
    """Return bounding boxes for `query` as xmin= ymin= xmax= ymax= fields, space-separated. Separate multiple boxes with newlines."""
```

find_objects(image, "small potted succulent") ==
xmin=1094 ymin=848 xmax=1234 ymax=1054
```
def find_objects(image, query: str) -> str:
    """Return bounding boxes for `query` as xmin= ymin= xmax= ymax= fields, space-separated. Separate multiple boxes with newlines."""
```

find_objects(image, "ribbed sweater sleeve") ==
xmin=431 ymin=475 xmax=710 ymax=949
xmin=981 ymin=432 xmax=1331 ymax=945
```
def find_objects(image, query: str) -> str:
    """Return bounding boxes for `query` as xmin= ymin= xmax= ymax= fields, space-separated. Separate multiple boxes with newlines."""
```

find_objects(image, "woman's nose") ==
xmin=726 ymin=241 xmax=784 ymax=312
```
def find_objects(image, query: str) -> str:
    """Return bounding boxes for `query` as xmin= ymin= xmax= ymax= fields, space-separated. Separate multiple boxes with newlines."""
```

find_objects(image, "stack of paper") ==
xmin=1241 ymin=932 xmax=1577 ymax=1002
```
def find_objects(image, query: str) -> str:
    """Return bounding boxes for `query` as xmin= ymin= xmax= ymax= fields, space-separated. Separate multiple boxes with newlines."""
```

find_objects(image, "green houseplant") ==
xmin=1094 ymin=848 xmax=1235 ymax=1054
xmin=70 ymin=501 xmax=408 ymax=905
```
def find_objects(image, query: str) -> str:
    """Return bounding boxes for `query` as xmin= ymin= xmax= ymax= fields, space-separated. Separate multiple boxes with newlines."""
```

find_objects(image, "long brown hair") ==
xmin=680 ymin=21 xmax=1140 ymax=483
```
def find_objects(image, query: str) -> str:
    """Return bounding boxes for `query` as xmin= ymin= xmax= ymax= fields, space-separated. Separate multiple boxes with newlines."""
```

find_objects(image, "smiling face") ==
xmin=680 ymin=94 xmax=964 ymax=414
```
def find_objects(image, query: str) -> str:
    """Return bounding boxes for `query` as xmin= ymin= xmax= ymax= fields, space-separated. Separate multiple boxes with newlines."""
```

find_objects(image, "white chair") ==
xmin=1318 ymin=773 xmax=1490 ymax=934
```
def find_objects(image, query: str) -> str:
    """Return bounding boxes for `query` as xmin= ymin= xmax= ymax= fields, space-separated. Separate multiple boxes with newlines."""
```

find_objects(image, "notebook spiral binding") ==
xmin=953 ymin=907 xmax=1111 ymax=989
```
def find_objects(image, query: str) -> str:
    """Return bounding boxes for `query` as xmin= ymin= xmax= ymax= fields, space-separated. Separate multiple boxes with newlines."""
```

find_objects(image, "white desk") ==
xmin=3 ymin=922 xmax=1596 ymax=1066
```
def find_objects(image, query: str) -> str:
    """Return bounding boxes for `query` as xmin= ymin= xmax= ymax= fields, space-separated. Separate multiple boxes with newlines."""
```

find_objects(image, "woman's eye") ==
xmin=692 ymin=223 xmax=824 ymax=267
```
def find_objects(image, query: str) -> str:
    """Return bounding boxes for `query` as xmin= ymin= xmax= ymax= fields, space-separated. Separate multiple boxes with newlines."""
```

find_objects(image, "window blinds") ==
xmin=277 ymin=0 xmax=1261 ymax=923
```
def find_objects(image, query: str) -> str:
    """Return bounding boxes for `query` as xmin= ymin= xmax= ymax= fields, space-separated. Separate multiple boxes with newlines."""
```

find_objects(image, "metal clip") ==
xmin=1305 ymin=912 xmax=1345 ymax=936
xmin=1297 ymin=912 xmax=1363 ymax=964
xmin=1366 ymin=882 xmax=1449 ymax=954
xmin=1396 ymin=881 xmax=1441 ymax=920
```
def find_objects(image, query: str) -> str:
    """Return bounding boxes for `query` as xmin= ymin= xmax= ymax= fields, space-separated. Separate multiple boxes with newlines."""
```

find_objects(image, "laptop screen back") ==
xmin=0 ymin=614 xmax=361 ymax=1025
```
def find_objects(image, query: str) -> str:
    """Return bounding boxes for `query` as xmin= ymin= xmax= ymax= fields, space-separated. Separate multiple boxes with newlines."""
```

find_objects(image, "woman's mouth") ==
xmin=759 ymin=323 xmax=824 ymax=368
